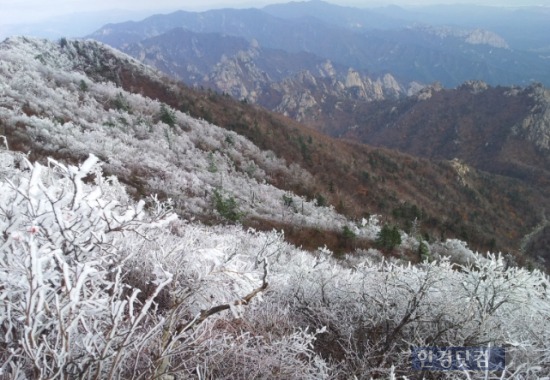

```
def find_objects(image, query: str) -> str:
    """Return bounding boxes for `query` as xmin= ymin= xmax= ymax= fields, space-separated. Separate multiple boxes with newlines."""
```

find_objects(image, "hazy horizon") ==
xmin=1 ymin=0 xmax=547 ymax=41
xmin=2 ymin=0 xmax=547 ymax=26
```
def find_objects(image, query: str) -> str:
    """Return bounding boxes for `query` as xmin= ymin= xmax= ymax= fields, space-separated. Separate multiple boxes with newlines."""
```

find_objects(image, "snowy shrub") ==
xmin=0 ymin=152 xmax=327 ymax=379
xmin=1 ymin=152 xmax=550 ymax=379
xmin=267 ymin=249 xmax=550 ymax=379
xmin=431 ymin=238 xmax=478 ymax=265
xmin=0 ymin=154 xmax=174 ymax=378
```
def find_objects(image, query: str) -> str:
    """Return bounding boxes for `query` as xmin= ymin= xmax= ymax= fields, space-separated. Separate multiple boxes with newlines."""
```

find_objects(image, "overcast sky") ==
xmin=2 ymin=0 xmax=547 ymax=26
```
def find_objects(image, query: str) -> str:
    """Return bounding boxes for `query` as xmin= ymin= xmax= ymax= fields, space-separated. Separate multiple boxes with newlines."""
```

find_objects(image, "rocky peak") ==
xmin=459 ymin=80 xmax=490 ymax=94
xmin=295 ymin=70 xmax=319 ymax=87
xmin=415 ymin=81 xmax=444 ymax=100
xmin=319 ymin=60 xmax=336 ymax=78
xmin=203 ymin=43 xmax=416 ymax=121
xmin=345 ymin=68 xmax=364 ymax=89
xmin=379 ymin=73 xmax=403 ymax=98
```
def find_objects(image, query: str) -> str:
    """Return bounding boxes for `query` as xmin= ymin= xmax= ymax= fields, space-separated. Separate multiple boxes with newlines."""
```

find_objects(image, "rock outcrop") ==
xmin=517 ymin=84 xmax=550 ymax=152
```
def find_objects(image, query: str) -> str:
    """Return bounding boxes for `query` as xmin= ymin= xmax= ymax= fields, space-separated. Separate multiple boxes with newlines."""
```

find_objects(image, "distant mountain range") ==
xmin=88 ymin=1 xmax=550 ymax=88
xmin=116 ymin=28 xmax=417 ymax=122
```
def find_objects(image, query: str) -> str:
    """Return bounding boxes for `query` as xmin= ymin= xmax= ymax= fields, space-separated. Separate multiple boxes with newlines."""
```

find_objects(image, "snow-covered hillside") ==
xmin=0 ymin=36 xmax=359 ymax=234
xmin=1 ymin=37 xmax=550 ymax=379
xmin=1 ymin=147 xmax=550 ymax=379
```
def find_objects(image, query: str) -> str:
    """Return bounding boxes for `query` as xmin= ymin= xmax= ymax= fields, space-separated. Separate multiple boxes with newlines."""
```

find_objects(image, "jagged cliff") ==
xmin=515 ymin=84 xmax=550 ymax=152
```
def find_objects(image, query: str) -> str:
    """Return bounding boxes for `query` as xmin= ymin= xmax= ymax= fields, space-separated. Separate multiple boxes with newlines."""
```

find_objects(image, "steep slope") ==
xmin=325 ymin=80 xmax=550 ymax=266
xmin=3 ymin=38 xmax=550 ymax=377
xmin=0 ymin=37 xmax=352 ymax=239
xmin=330 ymin=81 xmax=550 ymax=188
xmin=81 ymin=51 xmax=546 ymax=262
xmin=2 ymin=26 xmax=550 ymax=380
xmin=1 ymin=36 xmax=548 ymax=267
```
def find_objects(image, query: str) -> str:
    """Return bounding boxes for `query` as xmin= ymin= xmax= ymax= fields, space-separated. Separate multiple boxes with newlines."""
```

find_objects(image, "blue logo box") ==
xmin=411 ymin=346 xmax=505 ymax=371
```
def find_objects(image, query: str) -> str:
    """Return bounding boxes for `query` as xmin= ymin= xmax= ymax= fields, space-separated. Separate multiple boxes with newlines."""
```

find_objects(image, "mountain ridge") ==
xmin=119 ymin=28 xmax=417 ymax=121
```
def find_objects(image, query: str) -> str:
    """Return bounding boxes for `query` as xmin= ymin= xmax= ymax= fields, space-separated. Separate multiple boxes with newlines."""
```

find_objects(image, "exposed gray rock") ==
xmin=200 ymin=44 xmax=415 ymax=121
xmin=415 ymin=82 xmax=444 ymax=101
xmin=119 ymin=30 xmax=421 ymax=122
xmin=460 ymin=80 xmax=490 ymax=94
xmin=518 ymin=84 xmax=550 ymax=152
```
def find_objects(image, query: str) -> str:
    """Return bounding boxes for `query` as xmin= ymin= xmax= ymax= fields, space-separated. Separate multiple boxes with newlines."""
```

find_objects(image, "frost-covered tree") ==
xmin=266 ymin=247 xmax=550 ymax=379
xmin=0 ymin=151 xmax=327 ymax=379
